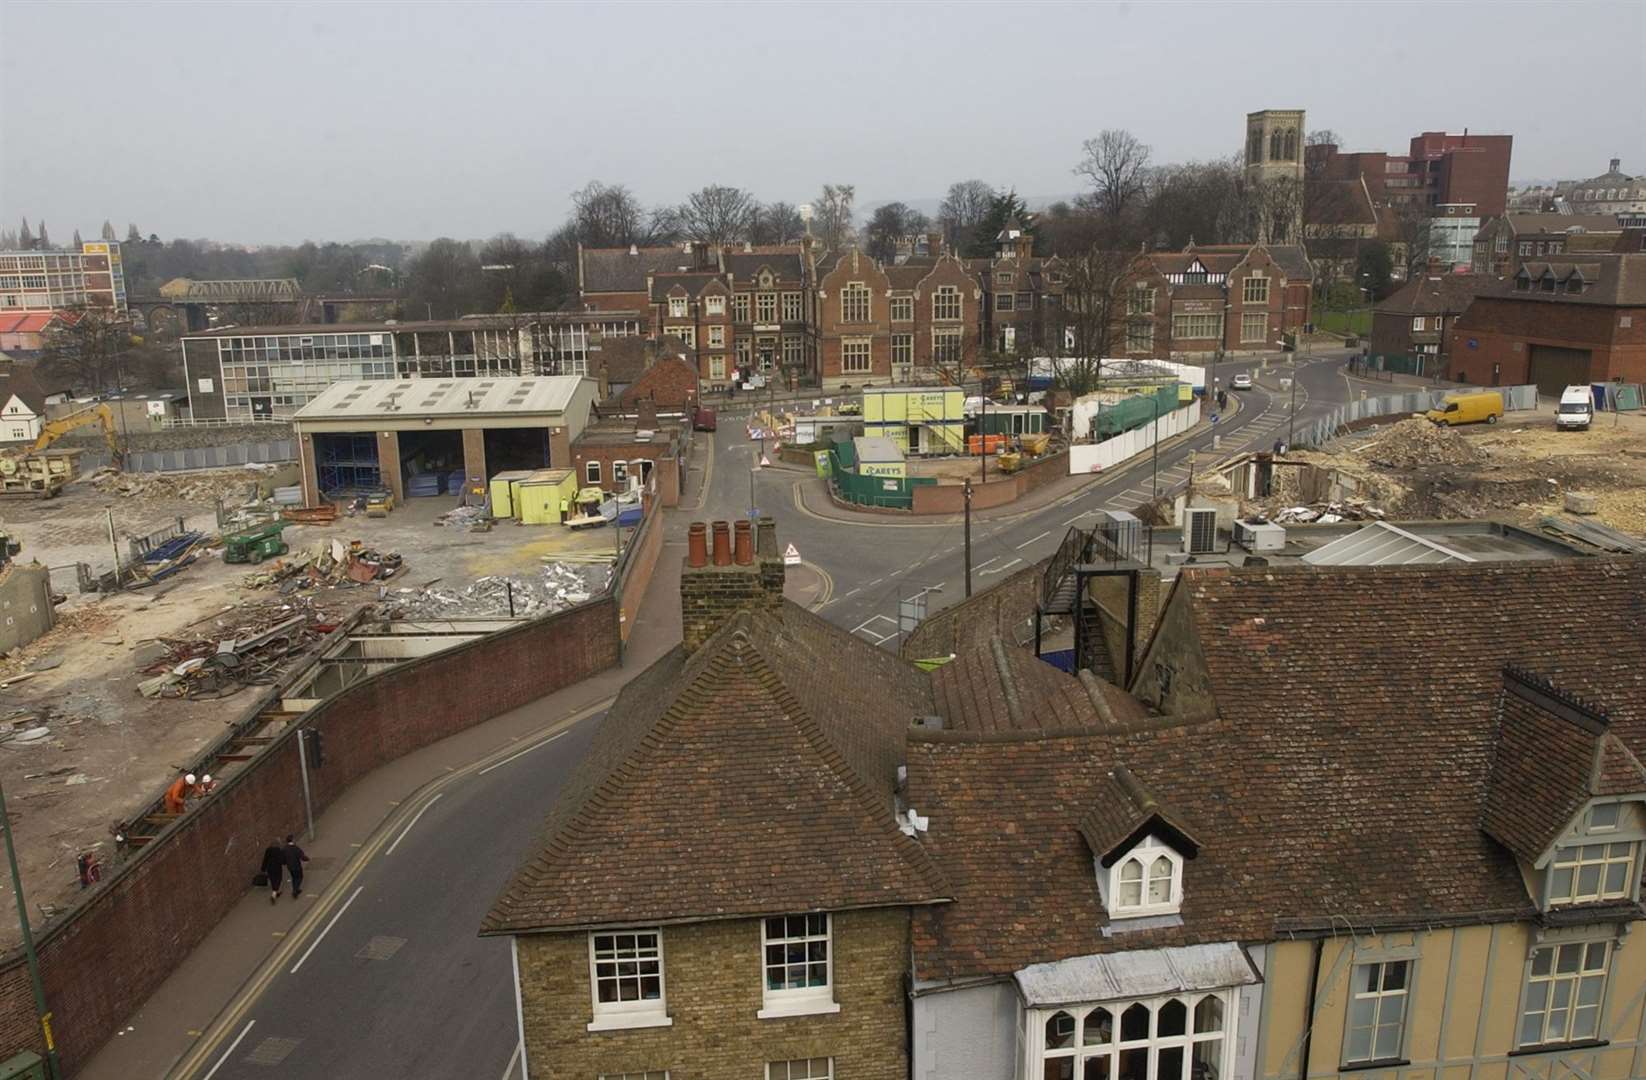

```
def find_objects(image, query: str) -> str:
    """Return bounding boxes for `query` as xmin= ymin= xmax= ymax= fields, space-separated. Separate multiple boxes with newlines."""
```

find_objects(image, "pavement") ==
xmin=87 ymin=349 xmax=1362 ymax=1079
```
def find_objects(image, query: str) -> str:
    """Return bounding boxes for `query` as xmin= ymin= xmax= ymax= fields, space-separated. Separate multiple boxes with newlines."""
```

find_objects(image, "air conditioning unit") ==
xmin=1234 ymin=519 xmax=1286 ymax=552
xmin=1096 ymin=510 xmax=1142 ymax=561
xmin=1183 ymin=507 xmax=1219 ymax=555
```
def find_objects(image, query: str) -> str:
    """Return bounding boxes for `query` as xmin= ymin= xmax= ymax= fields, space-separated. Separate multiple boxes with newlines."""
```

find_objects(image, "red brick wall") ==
xmin=0 ymin=600 xmax=623 ymax=1074
xmin=817 ymin=251 xmax=892 ymax=383
xmin=619 ymin=357 xmax=699 ymax=411
xmin=573 ymin=441 xmax=682 ymax=506
xmin=907 ymin=451 xmax=1070 ymax=514
xmin=582 ymin=292 xmax=648 ymax=313
xmin=912 ymin=255 xmax=982 ymax=367
xmin=1448 ymin=295 xmax=1646 ymax=384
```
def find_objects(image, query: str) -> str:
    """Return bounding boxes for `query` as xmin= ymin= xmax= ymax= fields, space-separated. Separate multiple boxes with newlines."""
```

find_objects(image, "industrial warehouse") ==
xmin=289 ymin=375 xmax=597 ymax=507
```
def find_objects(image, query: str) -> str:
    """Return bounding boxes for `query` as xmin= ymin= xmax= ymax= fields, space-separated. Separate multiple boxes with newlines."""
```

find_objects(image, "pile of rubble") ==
xmin=1354 ymin=418 xmax=1485 ymax=470
xmin=1272 ymin=501 xmax=1387 ymax=524
xmin=242 ymin=539 xmax=403 ymax=591
xmin=135 ymin=598 xmax=334 ymax=700
xmin=379 ymin=561 xmax=611 ymax=619
xmin=90 ymin=467 xmax=274 ymax=505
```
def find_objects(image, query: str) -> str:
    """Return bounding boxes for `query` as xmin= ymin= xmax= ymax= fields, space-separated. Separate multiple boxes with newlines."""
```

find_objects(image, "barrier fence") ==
xmin=1288 ymin=384 xmax=1540 ymax=449
xmin=77 ymin=439 xmax=299 ymax=473
xmin=1067 ymin=399 xmax=1203 ymax=475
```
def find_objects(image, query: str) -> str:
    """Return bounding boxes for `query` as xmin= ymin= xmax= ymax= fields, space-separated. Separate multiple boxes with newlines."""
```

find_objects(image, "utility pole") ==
xmin=1287 ymin=363 xmax=1299 ymax=450
xmin=963 ymin=478 xmax=973 ymax=598
xmin=1151 ymin=396 xmax=1161 ymax=497
xmin=979 ymin=382 xmax=987 ymax=481
xmin=0 ymin=778 xmax=63 ymax=1080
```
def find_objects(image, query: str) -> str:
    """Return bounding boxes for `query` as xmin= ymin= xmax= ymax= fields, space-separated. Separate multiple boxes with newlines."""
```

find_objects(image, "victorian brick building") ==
xmin=815 ymin=248 xmax=979 ymax=386
xmin=1116 ymin=243 xmax=1314 ymax=360
xmin=972 ymin=221 xmax=1068 ymax=355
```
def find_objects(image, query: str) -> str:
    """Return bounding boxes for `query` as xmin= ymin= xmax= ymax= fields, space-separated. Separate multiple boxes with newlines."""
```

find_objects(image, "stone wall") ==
xmin=901 ymin=556 xmax=1050 ymax=659
xmin=515 ymin=908 xmax=911 ymax=1080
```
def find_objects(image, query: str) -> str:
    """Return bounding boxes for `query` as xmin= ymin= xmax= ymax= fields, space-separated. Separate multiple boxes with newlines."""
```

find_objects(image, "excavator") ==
xmin=0 ymin=403 xmax=124 ymax=498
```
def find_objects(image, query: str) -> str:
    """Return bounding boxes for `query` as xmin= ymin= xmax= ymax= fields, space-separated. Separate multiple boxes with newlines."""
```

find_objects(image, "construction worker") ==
xmin=164 ymin=773 xmax=197 ymax=816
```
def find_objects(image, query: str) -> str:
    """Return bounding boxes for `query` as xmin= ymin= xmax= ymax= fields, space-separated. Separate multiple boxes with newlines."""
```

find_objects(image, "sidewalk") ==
xmin=80 ymin=552 xmax=688 ymax=1080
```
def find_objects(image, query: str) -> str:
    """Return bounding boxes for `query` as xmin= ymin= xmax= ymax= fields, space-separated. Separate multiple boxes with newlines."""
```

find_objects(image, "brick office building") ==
xmin=1309 ymin=132 xmax=1513 ymax=217
xmin=1370 ymin=274 xmax=1492 ymax=374
xmin=816 ymin=249 xmax=980 ymax=387
xmin=1118 ymin=243 xmax=1314 ymax=360
xmin=1471 ymin=213 xmax=1623 ymax=276
xmin=973 ymin=221 xmax=1067 ymax=355
xmin=1447 ymin=252 xmax=1646 ymax=392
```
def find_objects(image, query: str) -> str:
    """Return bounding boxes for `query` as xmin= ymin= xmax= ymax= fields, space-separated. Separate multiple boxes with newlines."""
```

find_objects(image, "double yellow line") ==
xmin=169 ymin=697 xmax=613 ymax=1078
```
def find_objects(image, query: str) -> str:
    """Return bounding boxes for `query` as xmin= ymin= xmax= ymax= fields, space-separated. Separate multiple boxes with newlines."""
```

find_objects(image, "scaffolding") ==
xmin=316 ymin=434 xmax=382 ymax=495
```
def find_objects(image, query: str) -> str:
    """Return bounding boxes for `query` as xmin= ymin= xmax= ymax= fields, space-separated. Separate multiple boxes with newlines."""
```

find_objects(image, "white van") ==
xmin=1557 ymin=385 xmax=1594 ymax=431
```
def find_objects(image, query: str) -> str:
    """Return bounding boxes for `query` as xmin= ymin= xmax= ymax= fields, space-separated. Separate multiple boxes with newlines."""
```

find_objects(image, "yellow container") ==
xmin=515 ymin=468 xmax=578 ymax=525
xmin=488 ymin=470 xmax=536 ymax=518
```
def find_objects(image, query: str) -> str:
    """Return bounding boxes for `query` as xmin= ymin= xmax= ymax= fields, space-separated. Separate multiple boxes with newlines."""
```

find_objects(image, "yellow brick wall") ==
xmin=516 ymin=908 xmax=910 ymax=1079
xmin=1257 ymin=922 xmax=1646 ymax=1079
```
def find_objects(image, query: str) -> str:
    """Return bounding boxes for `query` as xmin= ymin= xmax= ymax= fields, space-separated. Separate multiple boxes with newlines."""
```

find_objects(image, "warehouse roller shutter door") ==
xmin=1528 ymin=345 xmax=1593 ymax=397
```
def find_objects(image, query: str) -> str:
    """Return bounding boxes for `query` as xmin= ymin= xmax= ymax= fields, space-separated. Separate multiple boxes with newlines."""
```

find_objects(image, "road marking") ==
xmin=1015 ymin=531 xmax=1050 ymax=549
xmin=289 ymin=885 xmax=364 ymax=975
xmin=980 ymin=557 xmax=1022 ymax=576
xmin=973 ymin=556 xmax=1002 ymax=572
xmin=477 ymin=732 xmax=567 ymax=777
xmin=1063 ymin=513 xmax=1087 ymax=526
xmin=201 ymin=1020 xmax=256 ymax=1080
xmin=851 ymin=614 xmax=899 ymax=645
xmin=385 ymin=792 xmax=445 ymax=854
xmin=866 ymin=577 xmax=883 ymax=586
xmin=842 ymin=587 xmax=860 ymax=598
xmin=500 ymin=1042 xmax=522 ymax=1080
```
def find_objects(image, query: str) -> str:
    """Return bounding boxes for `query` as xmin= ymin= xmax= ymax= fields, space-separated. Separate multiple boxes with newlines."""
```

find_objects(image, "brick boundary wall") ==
xmin=900 ymin=556 xmax=1052 ymax=659
xmin=0 ymin=498 xmax=670 ymax=1073
xmin=908 ymin=451 xmax=1069 ymax=515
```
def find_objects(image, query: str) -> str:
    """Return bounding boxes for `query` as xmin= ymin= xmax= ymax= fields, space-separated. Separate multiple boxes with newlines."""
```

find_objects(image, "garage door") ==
xmin=1528 ymin=345 xmax=1593 ymax=397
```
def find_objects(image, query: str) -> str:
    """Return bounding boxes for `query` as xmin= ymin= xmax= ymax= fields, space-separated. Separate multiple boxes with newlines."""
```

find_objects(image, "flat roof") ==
xmin=853 ymin=435 xmax=904 ymax=462
xmin=294 ymin=376 xmax=587 ymax=422
xmin=183 ymin=312 xmax=644 ymax=338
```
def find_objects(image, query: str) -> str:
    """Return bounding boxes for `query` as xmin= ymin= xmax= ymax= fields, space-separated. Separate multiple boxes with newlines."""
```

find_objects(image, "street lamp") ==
xmin=0 ymin=778 xmax=63 ymax=1079
xmin=1274 ymin=339 xmax=1299 ymax=450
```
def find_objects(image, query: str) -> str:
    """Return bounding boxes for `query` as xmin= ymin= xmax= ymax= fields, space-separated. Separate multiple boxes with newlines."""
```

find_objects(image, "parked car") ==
xmin=1425 ymin=391 xmax=1503 ymax=427
xmin=692 ymin=407 xmax=717 ymax=432
xmin=1231 ymin=373 xmax=1254 ymax=390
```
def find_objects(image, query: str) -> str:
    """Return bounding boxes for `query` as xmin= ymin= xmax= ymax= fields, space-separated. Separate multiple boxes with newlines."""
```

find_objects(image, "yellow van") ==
xmin=1425 ymin=391 xmax=1503 ymax=427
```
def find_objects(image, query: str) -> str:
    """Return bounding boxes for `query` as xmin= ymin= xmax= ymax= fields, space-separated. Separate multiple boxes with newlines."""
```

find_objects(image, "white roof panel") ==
xmin=1014 ymin=942 xmax=1258 ymax=1008
xmin=293 ymin=376 xmax=586 ymax=422
xmin=1300 ymin=521 xmax=1476 ymax=566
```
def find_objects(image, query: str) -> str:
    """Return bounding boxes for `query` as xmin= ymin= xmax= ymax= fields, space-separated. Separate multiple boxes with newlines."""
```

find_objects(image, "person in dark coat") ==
xmin=260 ymin=840 xmax=286 ymax=905
xmin=282 ymin=835 xmax=310 ymax=900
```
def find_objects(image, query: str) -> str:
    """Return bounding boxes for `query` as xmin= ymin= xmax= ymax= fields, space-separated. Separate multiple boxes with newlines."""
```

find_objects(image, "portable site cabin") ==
xmin=514 ymin=468 xmax=578 ymax=524
xmin=852 ymin=436 xmax=907 ymax=479
xmin=975 ymin=404 xmax=1049 ymax=437
xmin=489 ymin=470 xmax=536 ymax=518
xmin=862 ymin=386 xmax=965 ymax=455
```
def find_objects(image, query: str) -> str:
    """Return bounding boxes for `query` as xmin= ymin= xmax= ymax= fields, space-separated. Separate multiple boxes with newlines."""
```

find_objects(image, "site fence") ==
xmin=1287 ymin=384 xmax=1539 ymax=450
xmin=77 ymin=439 xmax=299 ymax=473
xmin=1067 ymin=399 xmax=1202 ymax=475
xmin=825 ymin=440 xmax=938 ymax=511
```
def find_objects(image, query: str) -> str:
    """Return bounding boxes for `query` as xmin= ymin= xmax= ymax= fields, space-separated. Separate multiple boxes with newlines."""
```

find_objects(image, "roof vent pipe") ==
xmin=687 ymin=522 xmax=707 ymax=568
xmin=711 ymin=521 xmax=732 ymax=566
xmin=733 ymin=520 xmax=754 ymax=565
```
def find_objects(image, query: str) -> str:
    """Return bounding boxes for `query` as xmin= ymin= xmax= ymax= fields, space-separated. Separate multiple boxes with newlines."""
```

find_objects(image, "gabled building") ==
xmin=1471 ymin=213 xmax=1624 ymax=277
xmin=1369 ymin=273 xmax=1492 ymax=373
xmin=1447 ymin=252 xmax=1646 ymax=391
xmin=974 ymin=221 xmax=1067 ymax=355
xmin=0 ymin=362 xmax=48 ymax=442
xmin=815 ymin=249 xmax=979 ymax=387
xmin=1119 ymin=243 xmax=1314 ymax=360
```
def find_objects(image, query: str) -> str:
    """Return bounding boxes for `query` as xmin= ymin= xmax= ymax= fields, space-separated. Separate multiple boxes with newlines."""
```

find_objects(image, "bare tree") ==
xmin=1057 ymin=246 xmax=1134 ymax=398
xmin=72 ymin=228 xmax=84 ymax=249
xmin=677 ymin=185 xmax=758 ymax=247
xmin=938 ymin=179 xmax=994 ymax=250
xmin=39 ymin=306 xmax=134 ymax=391
xmin=1306 ymin=129 xmax=1343 ymax=149
xmin=814 ymin=184 xmax=856 ymax=252
xmin=1142 ymin=156 xmax=1244 ymax=249
xmin=36 ymin=222 xmax=49 ymax=250
xmin=864 ymin=202 xmax=929 ymax=263
xmin=642 ymin=204 xmax=684 ymax=246
xmin=1385 ymin=205 xmax=1434 ymax=280
xmin=570 ymin=181 xmax=648 ymax=248
xmin=750 ymin=202 xmax=804 ymax=245
xmin=1075 ymin=130 xmax=1152 ymax=239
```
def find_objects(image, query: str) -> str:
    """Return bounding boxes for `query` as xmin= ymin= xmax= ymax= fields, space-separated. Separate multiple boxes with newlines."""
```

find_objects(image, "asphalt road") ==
xmin=177 ymin=350 xmax=1357 ymax=1078
xmin=189 ymin=719 xmax=601 ymax=1080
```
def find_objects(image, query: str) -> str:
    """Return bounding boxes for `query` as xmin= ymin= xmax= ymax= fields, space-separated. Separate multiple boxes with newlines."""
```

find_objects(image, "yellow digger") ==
xmin=0 ymin=404 xmax=123 ymax=498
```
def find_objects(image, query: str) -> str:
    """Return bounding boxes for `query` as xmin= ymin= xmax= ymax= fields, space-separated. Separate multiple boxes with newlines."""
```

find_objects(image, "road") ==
xmin=172 ymin=350 xmax=1356 ymax=1078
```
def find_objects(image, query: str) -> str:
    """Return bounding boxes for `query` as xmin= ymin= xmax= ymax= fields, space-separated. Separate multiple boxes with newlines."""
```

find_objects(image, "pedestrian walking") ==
xmin=260 ymin=839 xmax=286 ymax=904
xmin=283 ymin=835 xmax=310 ymax=900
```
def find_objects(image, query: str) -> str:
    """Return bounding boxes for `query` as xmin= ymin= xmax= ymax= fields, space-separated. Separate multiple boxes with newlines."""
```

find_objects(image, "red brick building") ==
xmin=972 ymin=222 xmax=1067 ymax=355
xmin=816 ymin=249 xmax=979 ymax=386
xmin=1307 ymin=132 xmax=1513 ymax=216
xmin=1118 ymin=243 xmax=1314 ymax=360
xmin=1370 ymin=273 xmax=1492 ymax=374
xmin=1446 ymin=253 xmax=1646 ymax=393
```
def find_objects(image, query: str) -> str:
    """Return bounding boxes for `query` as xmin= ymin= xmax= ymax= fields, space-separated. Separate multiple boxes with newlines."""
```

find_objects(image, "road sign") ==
xmin=783 ymin=543 xmax=802 ymax=566
xmin=759 ymin=454 xmax=771 ymax=468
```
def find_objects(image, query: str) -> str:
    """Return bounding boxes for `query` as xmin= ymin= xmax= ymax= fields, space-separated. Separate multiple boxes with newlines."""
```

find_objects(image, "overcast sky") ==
xmin=3 ymin=0 xmax=1642 ymax=246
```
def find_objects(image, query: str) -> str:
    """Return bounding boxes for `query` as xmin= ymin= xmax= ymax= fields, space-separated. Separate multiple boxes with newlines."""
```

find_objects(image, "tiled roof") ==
xmin=1489 ymin=253 xmax=1646 ymax=307
xmin=885 ymin=265 xmax=930 ymax=290
xmin=1483 ymin=667 xmax=1646 ymax=864
xmin=1375 ymin=274 xmax=1492 ymax=316
xmin=908 ymin=559 xmax=1646 ymax=981
xmin=1077 ymin=766 xmax=1201 ymax=864
xmin=581 ymin=246 xmax=691 ymax=294
xmin=723 ymin=250 xmax=805 ymax=283
xmin=930 ymin=638 xmax=1148 ymax=734
xmin=649 ymin=272 xmax=723 ymax=302
xmin=483 ymin=605 xmax=951 ymax=934
xmin=593 ymin=336 xmax=653 ymax=384
xmin=1495 ymin=213 xmax=1622 ymax=237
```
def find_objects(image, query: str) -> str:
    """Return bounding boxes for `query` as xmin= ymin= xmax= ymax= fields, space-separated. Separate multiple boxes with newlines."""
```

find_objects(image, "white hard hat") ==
xmin=201 ymin=774 xmax=212 ymax=784
xmin=184 ymin=773 xmax=197 ymax=784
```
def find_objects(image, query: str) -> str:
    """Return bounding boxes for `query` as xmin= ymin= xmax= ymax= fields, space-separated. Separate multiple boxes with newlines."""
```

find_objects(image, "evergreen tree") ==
xmin=126 ymin=223 xmax=141 ymax=243
xmin=72 ymin=228 xmax=84 ymax=249
xmin=101 ymin=220 xmax=116 ymax=241
xmin=19 ymin=218 xmax=33 ymax=250
xmin=966 ymin=191 xmax=1039 ymax=258
xmin=36 ymin=222 xmax=49 ymax=250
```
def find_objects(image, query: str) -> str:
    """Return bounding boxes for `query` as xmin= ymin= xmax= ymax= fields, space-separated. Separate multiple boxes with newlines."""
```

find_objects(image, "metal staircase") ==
xmin=1035 ymin=520 xmax=1146 ymax=688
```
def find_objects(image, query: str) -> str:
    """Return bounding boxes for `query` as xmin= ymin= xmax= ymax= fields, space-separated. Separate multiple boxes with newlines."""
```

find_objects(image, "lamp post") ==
xmin=1 ymin=778 xmax=63 ymax=1079
xmin=1275 ymin=339 xmax=1299 ymax=451
xmin=1150 ymin=395 xmax=1161 ymax=497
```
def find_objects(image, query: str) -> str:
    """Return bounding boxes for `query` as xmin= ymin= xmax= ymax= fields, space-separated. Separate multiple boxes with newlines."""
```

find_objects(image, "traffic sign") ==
xmin=783 ymin=543 xmax=802 ymax=566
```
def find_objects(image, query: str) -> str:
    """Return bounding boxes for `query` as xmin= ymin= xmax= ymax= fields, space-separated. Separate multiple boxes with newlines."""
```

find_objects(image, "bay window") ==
xmin=1038 ymin=992 xmax=1230 ymax=1080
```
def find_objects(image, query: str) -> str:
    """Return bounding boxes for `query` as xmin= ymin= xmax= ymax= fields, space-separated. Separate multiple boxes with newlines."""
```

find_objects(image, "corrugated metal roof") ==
xmin=1014 ymin=942 xmax=1258 ymax=1007
xmin=1300 ymin=521 xmax=1475 ymax=566
xmin=293 ymin=376 xmax=587 ymax=421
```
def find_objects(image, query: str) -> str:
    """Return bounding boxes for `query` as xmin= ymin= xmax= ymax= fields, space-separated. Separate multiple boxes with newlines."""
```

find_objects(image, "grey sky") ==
xmin=3 ymin=0 xmax=1642 ymax=246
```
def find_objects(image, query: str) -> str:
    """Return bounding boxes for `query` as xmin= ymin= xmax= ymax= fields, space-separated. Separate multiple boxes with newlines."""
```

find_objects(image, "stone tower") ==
xmin=1245 ymin=108 xmax=1306 ymax=243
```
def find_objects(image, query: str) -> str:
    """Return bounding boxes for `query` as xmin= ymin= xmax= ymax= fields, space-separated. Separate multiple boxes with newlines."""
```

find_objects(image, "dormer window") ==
xmin=1108 ymin=835 xmax=1183 ymax=917
xmin=1515 ymin=271 xmax=1531 ymax=291
xmin=1548 ymin=840 xmax=1637 ymax=904
xmin=669 ymin=296 xmax=687 ymax=318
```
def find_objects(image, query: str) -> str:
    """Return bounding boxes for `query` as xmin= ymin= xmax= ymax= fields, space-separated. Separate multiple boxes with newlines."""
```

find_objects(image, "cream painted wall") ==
xmin=1257 ymin=922 xmax=1646 ymax=1080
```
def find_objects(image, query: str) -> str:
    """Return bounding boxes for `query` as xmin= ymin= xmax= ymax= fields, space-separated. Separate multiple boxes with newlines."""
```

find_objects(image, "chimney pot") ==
xmin=711 ymin=520 xmax=732 ymax=566
xmin=756 ymin=516 xmax=778 ymax=559
xmin=734 ymin=520 xmax=754 ymax=565
xmin=687 ymin=522 xmax=707 ymax=567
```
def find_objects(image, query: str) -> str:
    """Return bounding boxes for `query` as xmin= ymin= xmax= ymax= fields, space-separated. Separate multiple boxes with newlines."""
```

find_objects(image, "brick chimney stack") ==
xmin=680 ymin=518 xmax=787 ymax=653
xmin=635 ymin=398 xmax=658 ymax=431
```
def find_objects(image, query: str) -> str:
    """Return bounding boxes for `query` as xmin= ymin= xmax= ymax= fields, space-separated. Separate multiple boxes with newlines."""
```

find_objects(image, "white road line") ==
xmin=980 ymin=557 xmax=1023 ymax=576
xmin=866 ymin=577 xmax=884 ymax=586
xmin=385 ymin=793 xmax=445 ymax=855
xmin=1063 ymin=513 xmax=1088 ymax=526
xmin=500 ymin=1041 xmax=522 ymax=1080
xmin=201 ymin=1020 xmax=256 ymax=1080
xmin=1016 ymin=531 xmax=1050 ymax=549
xmin=973 ymin=556 xmax=1002 ymax=572
xmin=290 ymin=885 xmax=364 ymax=975
xmin=477 ymin=733 xmax=567 ymax=777
xmin=842 ymin=587 xmax=860 ymax=598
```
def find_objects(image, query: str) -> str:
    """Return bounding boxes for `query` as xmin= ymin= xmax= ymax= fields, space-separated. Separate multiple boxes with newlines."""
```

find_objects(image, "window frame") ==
xmin=1242 ymin=274 xmax=1270 ymax=305
xmin=996 ymin=292 xmax=1016 ymax=312
xmin=758 ymin=913 xmax=839 ymax=1018
xmin=840 ymin=338 xmax=872 ymax=374
xmin=766 ymin=1059 xmax=832 ymax=1080
xmin=1516 ymin=937 xmax=1612 ymax=1049
xmin=1343 ymin=959 xmax=1411 ymax=1066
xmin=1412 ymin=317 xmax=1426 ymax=331
xmin=584 ymin=461 xmax=602 ymax=485
xmin=668 ymin=296 xmax=687 ymax=318
xmin=891 ymin=333 xmax=914 ymax=368
xmin=933 ymin=285 xmax=962 ymax=321
xmin=732 ymin=293 xmax=751 ymax=322
xmin=1033 ymin=990 xmax=1234 ymax=1080
xmin=840 ymin=283 xmax=870 ymax=324
xmin=704 ymin=294 xmax=725 ymax=316
xmin=1240 ymin=311 xmax=1268 ymax=344
xmin=889 ymin=295 xmax=915 ymax=322
xmin=1106 ymin=835 xmax=1183 ymax=918
xmin=598 ymin=1073 xmax=669 ymax=1080
xmin=707 ymin=325 xmax=724 ymax=348
xmin=757 ymin=291 xmax=778 ymax=323
xmin=586 ymin=928 xmax=671 ymax=1031
xmin=781 ymin=291 xmax=802 ymax=322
